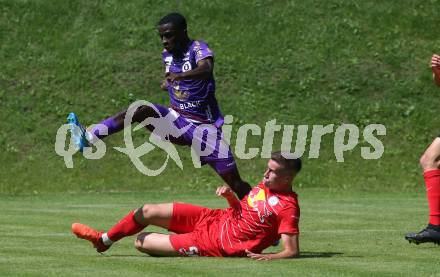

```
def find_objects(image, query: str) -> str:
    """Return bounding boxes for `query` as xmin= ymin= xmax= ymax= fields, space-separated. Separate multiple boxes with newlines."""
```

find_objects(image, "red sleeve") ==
xmin=277 ymin=206 xmax=300 ymax=235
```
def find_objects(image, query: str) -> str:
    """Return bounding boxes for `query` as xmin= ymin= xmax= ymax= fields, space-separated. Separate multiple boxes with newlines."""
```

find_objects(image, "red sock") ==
xmin=424 ymin=169 xmax=440 ymax=225
xmin=107 ymin=210 xmax=145 ymax=242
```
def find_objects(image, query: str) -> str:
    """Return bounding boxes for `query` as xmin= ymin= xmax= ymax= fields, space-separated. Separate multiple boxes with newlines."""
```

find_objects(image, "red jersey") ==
xmin=188 ymin=183 xmax=300 ymax=257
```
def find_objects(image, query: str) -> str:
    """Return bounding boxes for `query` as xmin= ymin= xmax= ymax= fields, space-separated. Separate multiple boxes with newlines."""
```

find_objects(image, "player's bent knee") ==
xmin=141 ymin=204 xmax=157 ymax=219
xmin=134 ymin=238 xmax=143 ymax=251
xmin=132 ymin=105 xmax=158 ymax=122
xmin=134 ymin=232 xmax=152 ymax=252
xmin=133 ymin=204 xmax=154 ymax=225
xmin=142 ymin=203 xmax=166 ymax=218
xmin=420 ymin=138 xmax=440 ymax=171
xmin=420 ymin=154 xmax=428 ymax=168
xmin=420 ymin=152 xmax=437 ymax=171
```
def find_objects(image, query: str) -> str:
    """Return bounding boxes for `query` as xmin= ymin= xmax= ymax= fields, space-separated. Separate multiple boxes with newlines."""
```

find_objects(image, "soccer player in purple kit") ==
xmin=67 ymin=13 xmax=252 ymax=199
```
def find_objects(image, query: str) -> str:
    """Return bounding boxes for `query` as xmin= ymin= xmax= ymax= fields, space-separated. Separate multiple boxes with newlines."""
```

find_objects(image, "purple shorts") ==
xmin=146 ymin=104 xmax=237 ymax=175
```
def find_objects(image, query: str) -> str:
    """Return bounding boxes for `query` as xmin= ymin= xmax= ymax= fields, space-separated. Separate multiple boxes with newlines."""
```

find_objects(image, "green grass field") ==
xmin=0 ymin=189 xmax=438 ymax=276
xmin=2 ymin=0 xmax=440 ymax=194
xmin=2 ymin=0 xmax=440 ymax=275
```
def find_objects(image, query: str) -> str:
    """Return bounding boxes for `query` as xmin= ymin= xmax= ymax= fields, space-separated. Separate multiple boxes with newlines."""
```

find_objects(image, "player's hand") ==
xmin=431 ymin=54 xmax=440 ymax=68
xmin=165 ymin=72 xmax=183 ymax=83
xmin=160 ymin=79 xmax=169 ymax=91
xmin=216 ymin=186 xmax=234 ymax=199
xmin=431 ymin=54 xmax=440 ymax=87
xmin=245 ymin=249 xmax=271 ymax=261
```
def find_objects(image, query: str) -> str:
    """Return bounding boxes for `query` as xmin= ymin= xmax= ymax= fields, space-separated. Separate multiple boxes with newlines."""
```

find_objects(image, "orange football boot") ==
xmin=71 ymin=223 xmax=109 ymax=253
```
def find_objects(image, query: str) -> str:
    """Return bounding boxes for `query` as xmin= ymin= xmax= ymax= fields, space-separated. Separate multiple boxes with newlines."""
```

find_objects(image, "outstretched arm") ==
xmin=216 ymin=185 xmax=240 ymax=209
xmin=245 ymin=233 xmax=299 ymax=261
xmin=166 ymin=58 xmax=214 ymax=83
xmin=431 ymin=54 xmax=440 ymax=87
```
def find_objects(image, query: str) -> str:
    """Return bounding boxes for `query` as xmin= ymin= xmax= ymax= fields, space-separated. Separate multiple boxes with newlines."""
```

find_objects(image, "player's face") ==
xmin=263 ymin=159 xmax=292 ymax=190
xmin=157 ymin=23 xmax=183 ymax=53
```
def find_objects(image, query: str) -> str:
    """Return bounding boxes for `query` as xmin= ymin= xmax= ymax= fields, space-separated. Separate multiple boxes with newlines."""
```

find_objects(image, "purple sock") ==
xmin=91 ymin=117 xmax=121 ymax=139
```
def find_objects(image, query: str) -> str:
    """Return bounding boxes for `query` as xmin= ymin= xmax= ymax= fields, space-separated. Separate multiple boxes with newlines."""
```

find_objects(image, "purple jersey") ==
xmin=162 ymin=40 xmax=223 ymax=126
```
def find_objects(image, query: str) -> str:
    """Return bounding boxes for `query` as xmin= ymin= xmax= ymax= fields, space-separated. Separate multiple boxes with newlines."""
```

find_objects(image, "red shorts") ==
xmin=168 ymin=202 xmax=224 ymax=257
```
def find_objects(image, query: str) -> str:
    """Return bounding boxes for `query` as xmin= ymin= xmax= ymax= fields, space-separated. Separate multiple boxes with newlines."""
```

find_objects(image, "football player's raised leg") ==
xmin=419 ymin=137 xmax=440 ymax=227
xmin=134 ymin=232 xmax=180 ymax=257
xmin=201 ymin=128 xmax=252 ymax=200
xmin=103 ymin=203 xmax=173 ymax=245
xmin=406 ymin=137 xmax=440 ymax=244
xmin=89 ymin=103 xmax=162 ymax=141
xmin=72 ymin=203 xmax=175 ymax=252
xmin=133 ymin=203 xmax=174 ymax=229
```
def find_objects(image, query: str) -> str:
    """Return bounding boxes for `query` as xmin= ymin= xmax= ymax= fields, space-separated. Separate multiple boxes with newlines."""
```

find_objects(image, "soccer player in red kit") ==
xmin=405 ymin=54 xmax=440 ymax=244
xmin=72 ymin=152 xmax=301 ymax=259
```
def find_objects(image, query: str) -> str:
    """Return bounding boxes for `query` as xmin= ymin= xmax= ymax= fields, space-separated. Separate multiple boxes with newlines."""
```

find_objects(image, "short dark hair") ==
xmin=157 ymin=12 xmax=187 ymax=30
xmin=270 ymin=151 xmax=302 ymax=175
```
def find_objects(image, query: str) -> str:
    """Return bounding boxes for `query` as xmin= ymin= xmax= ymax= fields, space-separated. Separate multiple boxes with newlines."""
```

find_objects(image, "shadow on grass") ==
xmin=104 ymin=252 xmax=348 ymax=259
xmin=101 ymin=254 xmax=145 ymax=258
xmin=298 ymin=251 xmax=345 ymax=258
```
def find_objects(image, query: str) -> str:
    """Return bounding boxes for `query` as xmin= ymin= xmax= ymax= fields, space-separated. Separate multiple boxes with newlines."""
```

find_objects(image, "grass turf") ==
xmin=2 ymin=1 xmax=440 ymax=275
xmin=1 ymin=188 xmax=438 ymax=276
xmin=1 ymin=0 xmax=440 ymax=194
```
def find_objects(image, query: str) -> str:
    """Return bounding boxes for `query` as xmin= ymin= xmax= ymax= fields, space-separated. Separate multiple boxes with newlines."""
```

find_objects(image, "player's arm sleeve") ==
xmin=179 ymin=41 xmax=213 ymax=80
xmin=161 ymin=51 xmax=171 ymax=90
xmin=277 ymin=207 xmax=300 ymax=235
xmin=194 ymin=41 xmax=214 ymax=63
xmin=162 ymin=51 xmax=171 ymax=73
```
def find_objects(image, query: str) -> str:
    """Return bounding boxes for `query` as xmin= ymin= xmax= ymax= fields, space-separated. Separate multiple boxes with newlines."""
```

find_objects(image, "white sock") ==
xmin=85 ymin=131 xmax=97 ymax=144
xmin=101 ymin=233 xmax=113 ymax=246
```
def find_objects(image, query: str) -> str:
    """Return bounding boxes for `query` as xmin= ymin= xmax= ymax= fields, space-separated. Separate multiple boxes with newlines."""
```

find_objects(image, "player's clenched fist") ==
xmin=165 ymin=72 xmax=183 ymax=83
xmin=216 ymin=185 xmax=234 ymax=199
xmin=217 ymin=185 xmax=241 ymax=209
xmin=431 ymin=54 xmax=440 ymax=87
xmin=431 ymin=54 xmax=440 ymax=68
